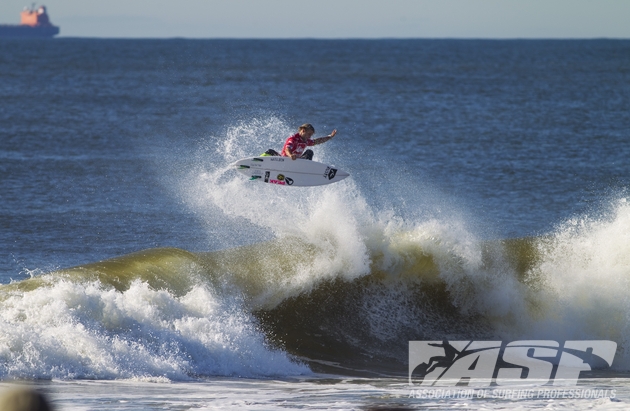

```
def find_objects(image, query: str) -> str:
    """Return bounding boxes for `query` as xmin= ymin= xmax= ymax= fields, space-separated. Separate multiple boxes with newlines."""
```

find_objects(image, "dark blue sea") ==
xmin=1 ymin=39 xmax=629 ymax=410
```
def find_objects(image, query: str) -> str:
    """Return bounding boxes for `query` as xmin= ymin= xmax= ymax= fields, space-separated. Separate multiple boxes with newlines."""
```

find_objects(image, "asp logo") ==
xmin=409 ymin=340 xmax=616 ymax=387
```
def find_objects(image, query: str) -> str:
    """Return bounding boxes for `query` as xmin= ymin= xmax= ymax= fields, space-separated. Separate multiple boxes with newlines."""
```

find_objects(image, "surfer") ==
xmin=264 ymin=123 xmax=337 ymax=160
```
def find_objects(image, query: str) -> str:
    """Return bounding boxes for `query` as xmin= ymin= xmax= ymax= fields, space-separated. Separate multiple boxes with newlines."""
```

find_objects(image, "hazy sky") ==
xmin=2 ymin=0 xmax=629 ymax=39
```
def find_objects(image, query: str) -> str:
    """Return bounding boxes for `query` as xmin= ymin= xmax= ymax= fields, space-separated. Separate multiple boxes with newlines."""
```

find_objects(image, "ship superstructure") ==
xmin=0 ymin=4 xmax=60 ymax=38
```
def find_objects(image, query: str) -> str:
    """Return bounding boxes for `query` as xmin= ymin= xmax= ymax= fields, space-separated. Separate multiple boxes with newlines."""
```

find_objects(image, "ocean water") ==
xmin=1 ymin=38 xmax=630 ymax=410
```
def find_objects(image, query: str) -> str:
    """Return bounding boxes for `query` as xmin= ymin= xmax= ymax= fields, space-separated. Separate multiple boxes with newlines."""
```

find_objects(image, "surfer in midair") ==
xmin=264 ymin=123 xmax=337 ymax=160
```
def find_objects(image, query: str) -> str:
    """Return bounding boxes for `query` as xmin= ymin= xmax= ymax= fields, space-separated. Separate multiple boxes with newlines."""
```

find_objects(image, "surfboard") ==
xmin=233 ymin=156 xmax=349 ymax=187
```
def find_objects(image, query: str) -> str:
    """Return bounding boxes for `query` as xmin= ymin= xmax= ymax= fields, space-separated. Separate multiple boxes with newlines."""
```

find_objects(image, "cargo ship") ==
xmin=0 ymin=5 xmax=59 ymax=38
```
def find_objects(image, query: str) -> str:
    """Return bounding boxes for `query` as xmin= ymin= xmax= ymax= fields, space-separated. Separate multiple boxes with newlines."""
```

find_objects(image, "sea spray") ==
xmin=520 ymin=198 xmax=630 ymax=368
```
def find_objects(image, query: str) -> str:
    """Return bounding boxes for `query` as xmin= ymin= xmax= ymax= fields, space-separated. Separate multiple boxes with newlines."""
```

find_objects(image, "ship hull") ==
xmin=0 ymin=25 xmax=59 ymax=38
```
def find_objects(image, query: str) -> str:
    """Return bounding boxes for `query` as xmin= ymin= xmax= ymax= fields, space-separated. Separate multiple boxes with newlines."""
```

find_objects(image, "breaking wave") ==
xmin=2 ymin=197 xmax=629 ymax=378
xmin=2 ymin=118 xmax=629 ymax=379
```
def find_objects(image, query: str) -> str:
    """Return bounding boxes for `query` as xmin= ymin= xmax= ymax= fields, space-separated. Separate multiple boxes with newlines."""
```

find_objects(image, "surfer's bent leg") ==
xmin=300 ymin=149 xmax=313 ymax=160
xmin=264 ymin=149 xmax=280 ymax=156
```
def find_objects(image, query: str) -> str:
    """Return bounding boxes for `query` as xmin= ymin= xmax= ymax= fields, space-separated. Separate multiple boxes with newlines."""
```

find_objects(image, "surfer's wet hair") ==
xmin=298 ymin=123 xmax=315 ymax=132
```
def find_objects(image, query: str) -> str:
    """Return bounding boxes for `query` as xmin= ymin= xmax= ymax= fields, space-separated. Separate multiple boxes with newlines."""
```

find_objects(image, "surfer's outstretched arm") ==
xmin=312 ymin=129 xmax=337 ymax=145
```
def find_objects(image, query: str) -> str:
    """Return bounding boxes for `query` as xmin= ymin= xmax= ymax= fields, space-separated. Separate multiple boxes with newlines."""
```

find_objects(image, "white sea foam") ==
xmin=0 ymin=279 xmax=309 ymax=380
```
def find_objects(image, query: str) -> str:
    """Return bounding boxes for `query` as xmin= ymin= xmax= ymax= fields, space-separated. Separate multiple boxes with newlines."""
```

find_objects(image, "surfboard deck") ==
xmin=233 ymin=156 xmax=349 ymax=187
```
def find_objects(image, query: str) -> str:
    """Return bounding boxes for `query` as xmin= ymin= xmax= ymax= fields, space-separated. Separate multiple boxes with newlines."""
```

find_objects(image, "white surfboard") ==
xmin=233 ymin=156 xmax=349 ymax=187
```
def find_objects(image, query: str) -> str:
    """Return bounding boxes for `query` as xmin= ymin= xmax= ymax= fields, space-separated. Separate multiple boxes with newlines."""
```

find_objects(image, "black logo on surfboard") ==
xmin=264 ymin=171 xmax=270 ymax=183
xmin=324 ymin=167 xmax=338 ymax=180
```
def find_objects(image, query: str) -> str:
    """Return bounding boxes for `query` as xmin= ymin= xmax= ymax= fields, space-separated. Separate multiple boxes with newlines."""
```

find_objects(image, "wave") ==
xmin=2 ymin=197 xmax=628 ymax=379
xmin=2 ymin=117 xmax=628 ymax=380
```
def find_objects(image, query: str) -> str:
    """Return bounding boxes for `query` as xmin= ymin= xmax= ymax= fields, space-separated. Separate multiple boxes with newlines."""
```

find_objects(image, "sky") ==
xmin=1 ymin=0 xmax=629 ymax=39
